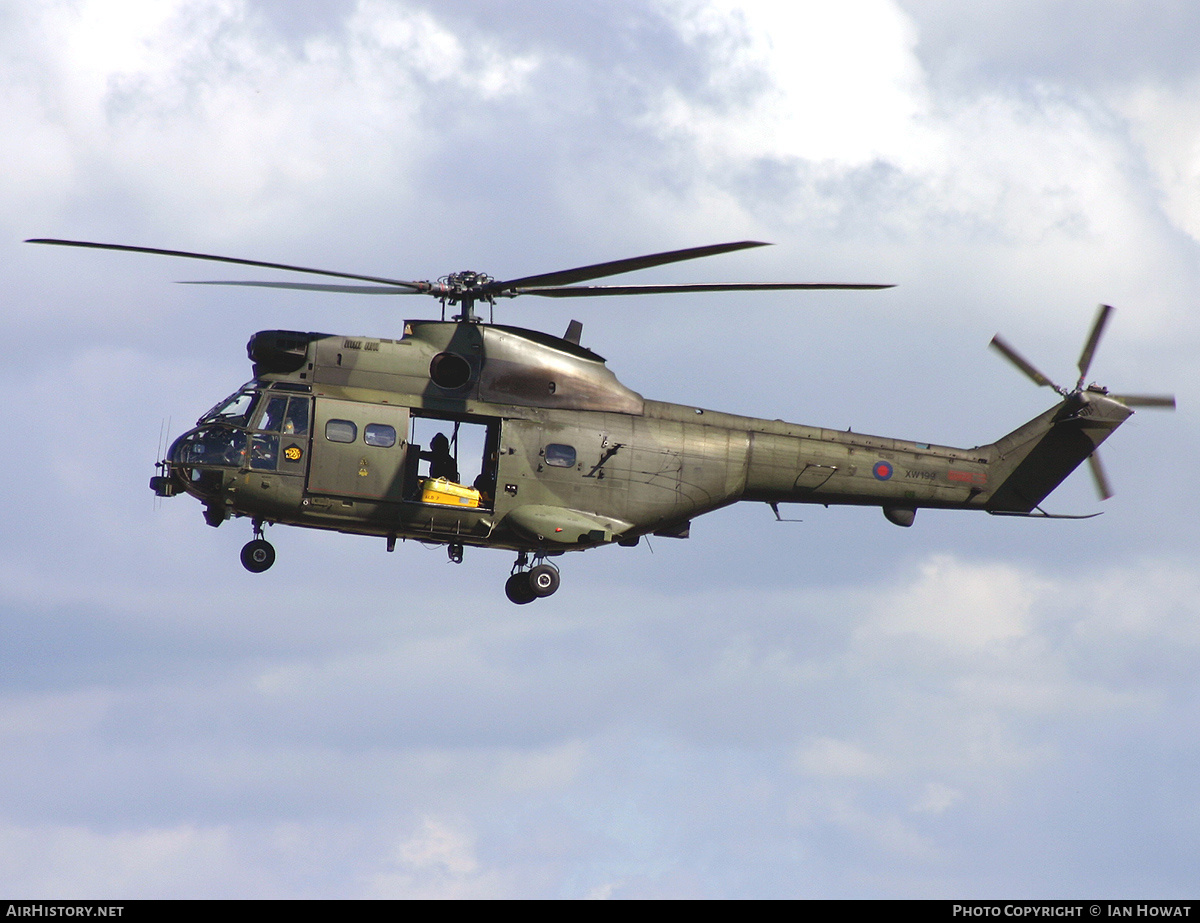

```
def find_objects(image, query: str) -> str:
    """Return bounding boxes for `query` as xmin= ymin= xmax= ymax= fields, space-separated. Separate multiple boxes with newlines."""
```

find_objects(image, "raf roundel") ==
xmin=873 ymin=460 xmax=894 ymax=481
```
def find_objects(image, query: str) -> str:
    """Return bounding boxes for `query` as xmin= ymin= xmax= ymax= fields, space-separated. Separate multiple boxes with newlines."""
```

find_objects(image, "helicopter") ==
xmin=28 ymin=238 xmax=1174 ymax=603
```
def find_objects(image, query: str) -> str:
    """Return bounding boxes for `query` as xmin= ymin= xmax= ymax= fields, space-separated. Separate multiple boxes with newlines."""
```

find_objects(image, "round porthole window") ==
xmin=429 ymin=352 xmax=472 ymax=390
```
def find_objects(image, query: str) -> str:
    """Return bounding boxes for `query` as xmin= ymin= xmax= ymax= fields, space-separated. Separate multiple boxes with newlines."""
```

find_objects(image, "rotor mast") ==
xmin=437 ymin=270 xmax=495 ymax=323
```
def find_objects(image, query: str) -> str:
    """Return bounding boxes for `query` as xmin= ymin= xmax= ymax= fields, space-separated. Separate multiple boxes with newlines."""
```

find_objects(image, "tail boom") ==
xmin=737 ymin=392 xmax=1131 ymax=519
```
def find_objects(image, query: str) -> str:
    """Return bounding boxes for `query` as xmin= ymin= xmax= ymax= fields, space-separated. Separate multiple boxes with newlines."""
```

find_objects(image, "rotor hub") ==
xmin=439 ymin=270 xmax=494 ymax=296
xmin=434 ymin=271 xmax=496 ymax=322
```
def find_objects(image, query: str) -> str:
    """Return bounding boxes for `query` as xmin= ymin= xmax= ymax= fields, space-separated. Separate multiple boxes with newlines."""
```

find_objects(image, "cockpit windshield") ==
xmin=199 ymin=383 xmax=260 ymax=425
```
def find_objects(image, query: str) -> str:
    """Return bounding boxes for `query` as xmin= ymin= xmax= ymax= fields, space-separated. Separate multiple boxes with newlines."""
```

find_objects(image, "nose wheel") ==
xmin=240 ymin=521 xmax=275 ymax=573
xmin=505 ymin=553 xmax=560 ymax=604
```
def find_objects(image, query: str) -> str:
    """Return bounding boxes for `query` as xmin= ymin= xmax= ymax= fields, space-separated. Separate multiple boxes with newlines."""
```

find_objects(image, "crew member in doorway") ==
xmin=422 ymin=432 xmax=459 ymax=483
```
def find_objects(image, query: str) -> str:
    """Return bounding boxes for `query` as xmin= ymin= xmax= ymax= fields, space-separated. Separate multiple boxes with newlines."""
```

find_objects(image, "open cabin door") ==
xmin=308 ymin=398 xmax=410 ymax=501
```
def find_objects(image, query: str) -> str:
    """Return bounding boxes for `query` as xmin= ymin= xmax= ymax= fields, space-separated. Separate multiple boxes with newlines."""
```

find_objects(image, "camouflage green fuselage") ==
xmin=162 ymin=320 xmax=1130 ymax=552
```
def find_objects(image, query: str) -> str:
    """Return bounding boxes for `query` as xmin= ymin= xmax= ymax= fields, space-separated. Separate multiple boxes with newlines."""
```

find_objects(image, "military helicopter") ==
xmin=29 ymin=238 xmax=1174 ymax=603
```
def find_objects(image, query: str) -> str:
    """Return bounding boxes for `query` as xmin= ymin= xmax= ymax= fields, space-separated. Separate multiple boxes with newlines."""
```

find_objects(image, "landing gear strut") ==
xmin=505 ymin=551 xmax=560 ymax=604
xmin=240 ymin=520 xmax=275 ymax=573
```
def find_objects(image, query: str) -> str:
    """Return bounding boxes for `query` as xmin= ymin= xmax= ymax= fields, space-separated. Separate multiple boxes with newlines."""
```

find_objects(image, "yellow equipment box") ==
xmin=420 ymin=477 xmax=482 ymax=508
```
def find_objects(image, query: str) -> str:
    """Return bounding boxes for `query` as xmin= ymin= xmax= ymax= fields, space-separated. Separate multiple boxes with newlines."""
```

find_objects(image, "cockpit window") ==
xmin=256 ymin=396 xmax=288 ymax=433
xmin=282 ymin=398 xmax=309 ymax=435
xmin=173 ymin=427 xmax=247 ymax=468
xmin=248 ymin=395 xmax=311 ymax=436
xmin=200 ymin=385 xmax=260 ymax=425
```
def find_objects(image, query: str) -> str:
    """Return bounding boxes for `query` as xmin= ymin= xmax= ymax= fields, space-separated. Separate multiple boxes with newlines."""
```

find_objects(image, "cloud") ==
xmin=1 ymin=547 xmax=1197 ymax=895
xmin=795 ymin=737 xmax=891 ymax=779
xmin=0 ymin=821 xmax=247 ymax=898
xmin=652 ymin=0 xmax=930 ymax=167
xmin=4 ymin=0 xmax=546 ymax=243
xmin=1113 ymin=76 xmax=1200 ymax=245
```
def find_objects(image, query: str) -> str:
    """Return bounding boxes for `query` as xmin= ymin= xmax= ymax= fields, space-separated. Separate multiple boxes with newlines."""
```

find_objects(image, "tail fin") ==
xmin=983 ymin=392 xmax=1132 ymax=513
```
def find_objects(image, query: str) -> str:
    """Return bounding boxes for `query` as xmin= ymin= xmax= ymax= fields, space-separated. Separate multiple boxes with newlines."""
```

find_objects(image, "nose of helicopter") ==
xmin=151 ymin=425 xmax=243 ymax=501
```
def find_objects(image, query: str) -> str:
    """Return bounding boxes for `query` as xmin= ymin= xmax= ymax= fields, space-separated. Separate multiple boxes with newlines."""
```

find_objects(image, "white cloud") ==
xmin=0 ymin=689 xmax=112 ymax=739
xmin=1113 ymin=76 xmax=1200 ymax=245
xmin=911 ymin=781 xmax=962 ymax=815
xmin=0 ymin=551 xmax=1196 ymax=895
xmin=0 ymin=822 xmax=240 ymax=898
xmin=655 ymin=0 xmax=931 ymax=167
xmin=393 ymin=817 xmax=477 ymax=875
xmin=795 ymin=737 xmax=890 ymax=779
xmin=6 ymin=0 xmax=545 ymax=241
xmin=619 ymin=0 xmax=1198 ymax=343
xmin=860 ymin=554 xmax=1040 ymax=649
xmin=351 ymin=0 xmax=540 ymax=98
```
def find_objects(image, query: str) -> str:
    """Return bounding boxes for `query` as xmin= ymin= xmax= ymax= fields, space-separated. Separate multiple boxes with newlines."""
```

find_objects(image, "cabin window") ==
xmin=325 ymin=419 xmax=357 ymax=444
xmin=364 ymin=423 xmax=397 ymax=448
xmin=545 ymin=443 xmax=576 ymax=468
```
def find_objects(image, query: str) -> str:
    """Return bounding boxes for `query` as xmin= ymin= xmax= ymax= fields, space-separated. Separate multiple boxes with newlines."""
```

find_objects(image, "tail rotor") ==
xmin=990 ymin=305 xmax=1175 ymax=500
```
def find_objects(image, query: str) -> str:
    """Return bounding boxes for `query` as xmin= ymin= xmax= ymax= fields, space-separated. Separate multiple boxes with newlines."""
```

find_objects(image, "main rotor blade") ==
xmin=1077 ymin=303 xmax=1112 ymax=381
xmin=515 ymin=281 xmax=894 ymax=297
xmin=1110 ymin=392 xmax=1177 ymax=409
xmin=488 ymin=241 xmax=771 ymax=293
xmin=26 ymin=238 xmax=428 ymax=290
xmin=180 ymin=281 xmax=423 ymax=295
xmin=1088 ymin=452 xmax=1113 ymax=501
xmin=990 ymin=334 xmax=1059 ymax=390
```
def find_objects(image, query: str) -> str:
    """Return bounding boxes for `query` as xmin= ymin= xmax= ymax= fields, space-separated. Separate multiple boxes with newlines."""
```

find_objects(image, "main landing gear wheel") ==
xmin=505 ymin=572 xmax=537 ymax=605
xmin=528 ymin=563 xmax=560 ymax=598
xmin=241 ymin=538 xmax=275 ymax=573
xmin=504 ymin=554 xmax=561 ymax=604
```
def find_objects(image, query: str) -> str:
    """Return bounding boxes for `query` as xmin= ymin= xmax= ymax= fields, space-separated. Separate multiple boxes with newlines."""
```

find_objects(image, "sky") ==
xmin=2 ymin=0 xmax=1198 ymax=899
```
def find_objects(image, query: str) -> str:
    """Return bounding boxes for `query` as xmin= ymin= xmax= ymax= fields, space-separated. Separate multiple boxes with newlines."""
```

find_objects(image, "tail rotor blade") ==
xmin=1077 ymin=304 xmax=1112 ymax=382
xmin=1088 ymin=452 xmax=1114 ymax=501
xmin=990 ymin=334 xmax=1059 ymax=390
xmin=1111 ymin=393 xmax=1176 ymax=409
